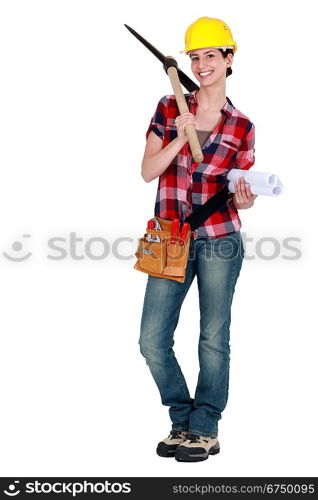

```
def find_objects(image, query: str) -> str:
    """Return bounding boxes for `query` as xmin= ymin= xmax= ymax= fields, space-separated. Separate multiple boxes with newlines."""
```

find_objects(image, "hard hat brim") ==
xmin=181 ymin=45 xmax=237 ymax=54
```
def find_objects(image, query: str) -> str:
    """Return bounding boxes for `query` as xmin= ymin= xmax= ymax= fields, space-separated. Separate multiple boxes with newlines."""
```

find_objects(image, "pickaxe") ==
xmin=124 ymin=24 xmax=203 ymax=163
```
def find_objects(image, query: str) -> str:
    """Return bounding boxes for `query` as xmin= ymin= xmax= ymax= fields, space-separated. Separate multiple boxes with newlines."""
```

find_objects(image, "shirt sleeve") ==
xmin=145 ymin=96 xmax=167 ymax=140
xmin=235 ymin=122 xmax=255 ymax=170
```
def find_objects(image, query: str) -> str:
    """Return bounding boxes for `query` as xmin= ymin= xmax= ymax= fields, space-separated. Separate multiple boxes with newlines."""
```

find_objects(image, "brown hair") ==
xmin=219 ymin=48 xmax=234 ymax=78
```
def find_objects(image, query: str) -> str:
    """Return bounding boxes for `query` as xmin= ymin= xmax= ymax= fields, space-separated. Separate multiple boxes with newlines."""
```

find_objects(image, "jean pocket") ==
xmin=213 ymin=233 xmax=242 ymax=260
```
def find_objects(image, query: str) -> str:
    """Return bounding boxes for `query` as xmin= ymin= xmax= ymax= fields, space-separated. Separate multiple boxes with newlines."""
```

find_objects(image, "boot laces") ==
xmin=187 ymin=433 xmax=202 ymax=443
xmin=169 ymin=430 xmax=183 ymax=440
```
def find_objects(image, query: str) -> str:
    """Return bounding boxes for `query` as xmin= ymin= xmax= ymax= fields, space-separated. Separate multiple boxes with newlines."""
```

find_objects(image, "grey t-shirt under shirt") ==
xmin=196 ymin=129 xmax=211 ymax=148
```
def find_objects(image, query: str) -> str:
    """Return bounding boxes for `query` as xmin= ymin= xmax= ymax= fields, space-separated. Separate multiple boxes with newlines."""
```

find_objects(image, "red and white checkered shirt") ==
xmin=145 ymin=89 xmax=255 ymax=239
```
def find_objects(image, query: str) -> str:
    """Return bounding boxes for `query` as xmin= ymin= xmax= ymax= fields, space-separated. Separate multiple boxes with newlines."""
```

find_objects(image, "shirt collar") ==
xmin=188 ymin=90 xmax=234 ymax=118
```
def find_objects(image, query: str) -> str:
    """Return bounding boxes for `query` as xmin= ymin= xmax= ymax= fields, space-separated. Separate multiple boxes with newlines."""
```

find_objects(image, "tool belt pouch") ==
xmin=134 ymin=216 xmax=191 ymax=283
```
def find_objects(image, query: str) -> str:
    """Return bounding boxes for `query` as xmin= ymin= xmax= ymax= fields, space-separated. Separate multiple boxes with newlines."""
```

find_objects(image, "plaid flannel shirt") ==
xmin=145 ymin=89 xmax=255 ymax=239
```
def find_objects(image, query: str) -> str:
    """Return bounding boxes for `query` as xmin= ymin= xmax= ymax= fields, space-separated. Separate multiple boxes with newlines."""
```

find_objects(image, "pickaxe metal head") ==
xmin=124 ymin=24 xmax=198 ymax=92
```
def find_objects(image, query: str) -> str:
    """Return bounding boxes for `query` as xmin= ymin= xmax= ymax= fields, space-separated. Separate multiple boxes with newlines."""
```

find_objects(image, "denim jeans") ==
xmin=138 ymin=231 xmax=245 ymax=438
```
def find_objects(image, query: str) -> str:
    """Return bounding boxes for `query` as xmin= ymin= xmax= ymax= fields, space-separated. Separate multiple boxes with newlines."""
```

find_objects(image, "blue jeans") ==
xmin=138 ymin=231 xmax=245 ymax=438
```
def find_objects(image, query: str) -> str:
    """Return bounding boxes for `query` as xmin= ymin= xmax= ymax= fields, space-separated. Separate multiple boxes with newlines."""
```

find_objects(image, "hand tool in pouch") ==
xmin=134 ymin=185 xmax=230 ymax=283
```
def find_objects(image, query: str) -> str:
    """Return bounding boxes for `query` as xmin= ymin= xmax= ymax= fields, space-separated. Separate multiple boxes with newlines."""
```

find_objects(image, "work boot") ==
xmin=175 ymin=433 xmax=220 ymax=462
xmin=156 ymin=430 xmax=188 ymax=457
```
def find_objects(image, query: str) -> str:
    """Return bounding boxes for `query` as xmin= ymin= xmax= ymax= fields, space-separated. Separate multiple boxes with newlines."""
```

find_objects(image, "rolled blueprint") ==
xmin=227 ymin=168 xmax=284 ymax=197
xmin=228 ymin=181 xmax=283 ymax=196
xmin=227 ymin=169 xmax=277 ymax=187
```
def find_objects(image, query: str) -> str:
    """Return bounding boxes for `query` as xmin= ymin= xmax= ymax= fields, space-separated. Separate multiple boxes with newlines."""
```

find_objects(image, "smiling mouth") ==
xmin=198 ymin=71 xmax=213 ymax=78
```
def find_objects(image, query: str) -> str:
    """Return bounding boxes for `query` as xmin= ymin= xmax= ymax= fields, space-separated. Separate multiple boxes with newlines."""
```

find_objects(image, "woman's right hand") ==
xmin=175 ymin=112 xmax=197 ymax=144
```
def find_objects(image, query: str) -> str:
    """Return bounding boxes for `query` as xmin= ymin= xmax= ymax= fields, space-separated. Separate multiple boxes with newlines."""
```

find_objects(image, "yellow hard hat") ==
xmin=181 ymin=17 xmax=237 ymax=54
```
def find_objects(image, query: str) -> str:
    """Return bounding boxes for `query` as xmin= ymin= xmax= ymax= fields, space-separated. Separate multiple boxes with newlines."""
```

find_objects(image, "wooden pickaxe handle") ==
xmin=166 ymin=57 xmax=204 ymax=163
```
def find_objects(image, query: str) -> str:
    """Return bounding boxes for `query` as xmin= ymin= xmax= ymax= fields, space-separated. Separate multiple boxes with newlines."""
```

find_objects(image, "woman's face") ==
xmin=188 ymin=47 xmax=233 ymax=86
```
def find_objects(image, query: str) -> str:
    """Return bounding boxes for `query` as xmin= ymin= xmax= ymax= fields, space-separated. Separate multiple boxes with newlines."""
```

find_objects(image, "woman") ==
xmin=138 ymin=17 xmax=257 ymax=462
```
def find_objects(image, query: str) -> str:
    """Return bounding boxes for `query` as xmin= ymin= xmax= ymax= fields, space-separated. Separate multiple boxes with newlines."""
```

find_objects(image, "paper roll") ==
xmin=227 ymin=169 xmax=277 ymax=187
xmin=228 ymin=181 xmax=283 ymax=196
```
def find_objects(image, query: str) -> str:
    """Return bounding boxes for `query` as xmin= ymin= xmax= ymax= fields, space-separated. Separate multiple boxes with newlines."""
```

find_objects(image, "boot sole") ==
xmin=156 ymin=442 xmax=179 ymax=458
xmin=175 ymin=443 xmax=220 ymax=462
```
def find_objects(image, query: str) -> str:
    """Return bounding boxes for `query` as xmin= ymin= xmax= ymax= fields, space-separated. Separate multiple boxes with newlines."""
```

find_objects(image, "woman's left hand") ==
xmin=233 ymin=177 xmax=258 ymax=209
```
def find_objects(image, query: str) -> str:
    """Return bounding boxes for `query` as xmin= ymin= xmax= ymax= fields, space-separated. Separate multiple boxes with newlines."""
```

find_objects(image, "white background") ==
xmin=0 ymin=0 xmax=317 ymax=477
